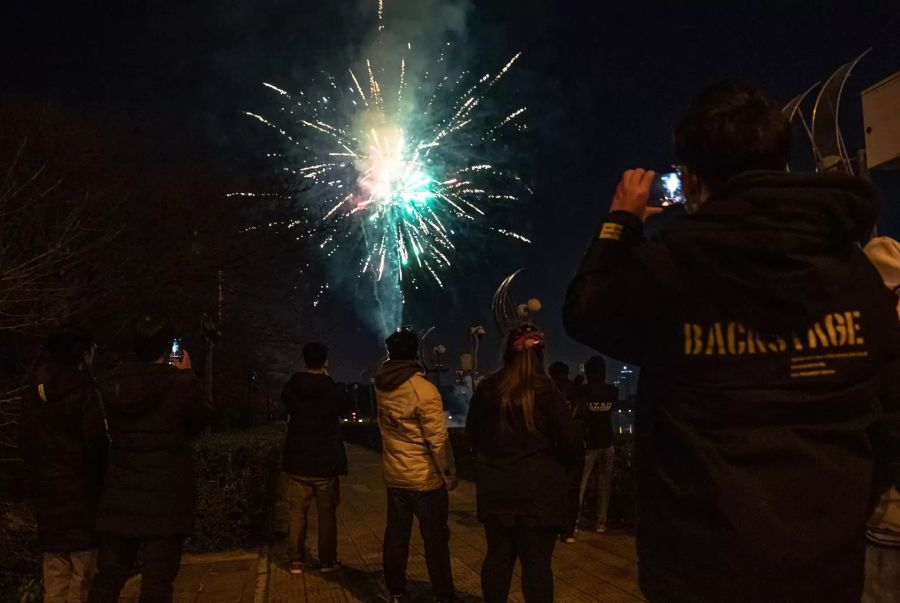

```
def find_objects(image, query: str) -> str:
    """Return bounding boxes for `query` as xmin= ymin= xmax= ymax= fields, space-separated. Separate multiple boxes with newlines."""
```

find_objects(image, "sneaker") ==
xmin=288 ymin=560 xmax=304 ymax=575
xmin=319 ymin=560 xmax=342 ymax=573
xmin=560 ymin=534 xmax=576 ymax=544
xmin=595 ymin=523 xmax=607 ymax=534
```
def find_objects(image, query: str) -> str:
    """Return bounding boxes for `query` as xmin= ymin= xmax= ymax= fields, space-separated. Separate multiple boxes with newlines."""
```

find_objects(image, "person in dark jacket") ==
xmin=466 ymin=325 xmax=579 ymax=603
xmin=88 ymin=314 xmax=214 ymax=603
xmin=571 ymin=356 xmax=618 ymax=533
xmin=19 ymin=326 xmax=107 ymax=602
xmin=547 ymin=361 xmax=572 ymax=399
xmin=564 ymin=82 xmax=900 ymax=602
xmin=281 ymin=341 xmax=350 ymax=575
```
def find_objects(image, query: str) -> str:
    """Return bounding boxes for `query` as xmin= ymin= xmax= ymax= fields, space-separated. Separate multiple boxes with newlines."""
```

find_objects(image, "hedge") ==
xmin=186 ymin=424 xmax=284 ymax=551
xmin=0 ymin=424 xmax=286 ymax=601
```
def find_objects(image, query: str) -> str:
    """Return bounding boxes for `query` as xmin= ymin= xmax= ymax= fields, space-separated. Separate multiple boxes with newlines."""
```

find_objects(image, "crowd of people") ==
xmin=18 ymin=81 xmax=900 ymax=603
xmin=19 ymin=315 xmax=214 ymax=601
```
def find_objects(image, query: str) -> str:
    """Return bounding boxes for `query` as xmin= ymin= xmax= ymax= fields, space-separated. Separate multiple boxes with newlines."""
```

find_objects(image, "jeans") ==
xmin=286 ymin=474 xmax=340 ymax=564
xmin=580 ymin=446 xmax=615 ymax=527
xmin=383 ymin=486 xmax=455 ymax=600
xmin=563 ymin=450 xmax=585 ymax=535
xmin=481 ymin=518 xmax=557 ymax=603
xmin=88 ymin=534 xmax=184 ymax=603
xmin=863 ymin=543 xmax=900 ymax=602
xmin=43 ymin=550 xmax=97 ymax=602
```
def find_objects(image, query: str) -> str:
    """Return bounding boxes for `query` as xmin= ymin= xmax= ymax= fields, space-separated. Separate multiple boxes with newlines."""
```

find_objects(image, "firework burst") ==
xmin=241 ymin=6 xmax=529 ymax=331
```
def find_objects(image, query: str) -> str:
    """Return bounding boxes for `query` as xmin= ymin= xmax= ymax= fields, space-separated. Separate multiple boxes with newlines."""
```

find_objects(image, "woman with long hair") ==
xmin=466 ymin=324 xmax=579 ymax=603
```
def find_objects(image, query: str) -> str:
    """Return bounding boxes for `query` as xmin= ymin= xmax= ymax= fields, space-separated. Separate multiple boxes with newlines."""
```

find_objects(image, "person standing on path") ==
xmin=88 ymin=314 xmax=214 ymax=603
xmin=19 ymin=326 xmax=107 ymax=602
xmin=281 ymin=341 xmax=350 ymax=575
xmin=374 ymin=328 xmax=458 ymax=603
xmin=572 ymin=355 xmax=619 ymax=534
xmin=466 ymin=325 xmax=579 ymax=603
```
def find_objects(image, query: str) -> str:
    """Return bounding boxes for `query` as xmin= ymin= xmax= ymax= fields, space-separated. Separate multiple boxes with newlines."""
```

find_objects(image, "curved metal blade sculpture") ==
xmin=782 ymin=81 xmax=820 ymax=166
xmin=492 ymin=269 xmax=542 ymax=337
xmin=811 ymin=48 xmax=872 ymax=174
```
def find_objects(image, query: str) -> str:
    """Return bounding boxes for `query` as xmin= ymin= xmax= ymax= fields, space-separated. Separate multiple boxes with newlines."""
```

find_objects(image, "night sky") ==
xmin=4 ymin=1 xmax=900 ymax=381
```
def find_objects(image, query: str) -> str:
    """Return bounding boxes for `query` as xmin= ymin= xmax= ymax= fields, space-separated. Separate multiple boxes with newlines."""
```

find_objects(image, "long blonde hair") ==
xmin=495 ymin=325 xmax=546 ymax=432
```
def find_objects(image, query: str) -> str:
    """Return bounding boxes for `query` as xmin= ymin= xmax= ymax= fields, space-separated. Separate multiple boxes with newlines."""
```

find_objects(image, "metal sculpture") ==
xmin=492 ymin=269 xmax=542 ymax=337
xmin=811 ymin=48 xmax=872 ymax=173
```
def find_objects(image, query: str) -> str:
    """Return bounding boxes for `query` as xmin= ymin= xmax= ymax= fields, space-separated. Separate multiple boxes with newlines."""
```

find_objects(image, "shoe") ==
xmin=595 ymin=523 xmax=607 ymax=534
xmin=288 ymin=560 xmax=304 ymax=575
xmin=319 ymin=560 xmax=342 ymax=573
xmin=560 ymin=534 xmax=576 ymax=544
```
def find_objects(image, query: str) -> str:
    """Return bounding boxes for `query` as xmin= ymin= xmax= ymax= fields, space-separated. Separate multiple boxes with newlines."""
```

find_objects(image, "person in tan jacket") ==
xmin=862 ymin=237 xmax=900 ymax=602
xmin=374 ymin=327 xmax=457 ymax=603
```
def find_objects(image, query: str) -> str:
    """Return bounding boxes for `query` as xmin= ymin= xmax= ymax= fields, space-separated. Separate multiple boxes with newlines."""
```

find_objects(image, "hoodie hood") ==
xmin=660 ymin=170 xmax=880 ymax=332
xmin=864 ymin=236 xmax=900 ymax=319
xmin=103 ymin=361 xmax=183 ymax=415
xmin=374 ymin=360 xmax=424 ymax=391
xmin=864 ymin=237 xmax=900 ymax=290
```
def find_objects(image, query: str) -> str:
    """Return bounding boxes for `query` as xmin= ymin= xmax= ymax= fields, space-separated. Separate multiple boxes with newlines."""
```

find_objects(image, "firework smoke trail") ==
xmin=241 ymin=0 xmax=530 ymax=336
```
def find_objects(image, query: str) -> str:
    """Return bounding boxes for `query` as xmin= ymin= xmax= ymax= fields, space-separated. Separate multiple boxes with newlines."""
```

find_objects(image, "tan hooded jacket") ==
xmin=374 ymin=360 xmax=455 ymax=490
xmin=863 ymin=236 xmax=900 ymax=547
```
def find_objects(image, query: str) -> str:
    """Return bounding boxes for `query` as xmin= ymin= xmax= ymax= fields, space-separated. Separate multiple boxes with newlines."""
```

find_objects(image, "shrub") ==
xmin=0 ymin=501 xmax=40 ymax=603
xmin=187 ymin=424 xmax=285 ymax=552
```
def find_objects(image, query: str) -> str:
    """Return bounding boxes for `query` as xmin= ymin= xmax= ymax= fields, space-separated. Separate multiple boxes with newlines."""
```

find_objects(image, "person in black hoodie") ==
xmin=571 ymin=356 xmax=618 ymax=534
xmin=88 ymin=314 xmax=214 ymax=603
xmin=466 ymin=325 xmax=579 ymax=603
xmin=281 ymin=341 xmax=350 ymax=575
xmin=19 ymin=326 xmax=107 ymax=602
xmin=564 ymin=82 xmax=900 ymax=602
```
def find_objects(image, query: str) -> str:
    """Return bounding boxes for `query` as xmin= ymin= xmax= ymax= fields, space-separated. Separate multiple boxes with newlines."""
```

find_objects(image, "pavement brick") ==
xmin=260 ymin=443 xmax=645 ymax=602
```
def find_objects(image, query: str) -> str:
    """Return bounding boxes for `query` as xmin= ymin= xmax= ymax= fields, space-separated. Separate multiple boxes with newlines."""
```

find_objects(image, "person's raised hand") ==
xmin=610 ymin=168 xmax=661 ymax=222
xmin=173 ymin=348 xmax=193 ymax=371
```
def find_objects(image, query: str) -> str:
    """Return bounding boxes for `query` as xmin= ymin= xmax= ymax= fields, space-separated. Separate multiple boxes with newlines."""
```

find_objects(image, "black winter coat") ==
xmin=96 ymin=361 xmax=213 ymax=537
xmin=281 ymin=372 xmax=350 ymax=477
xmin=466 ymin=374 xmax=579 ymax=527
xmin=565 ymin=171 xmax=900 ymax=602
xmin=19 ymin=364 xmax=107 ymax=551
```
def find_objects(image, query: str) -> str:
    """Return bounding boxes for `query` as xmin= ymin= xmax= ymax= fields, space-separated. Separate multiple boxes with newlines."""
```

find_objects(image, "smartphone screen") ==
xmin=169 ymin=338 xmax=183 ymax=364
xmin=649 ymin=171 xmax=685 ymax=207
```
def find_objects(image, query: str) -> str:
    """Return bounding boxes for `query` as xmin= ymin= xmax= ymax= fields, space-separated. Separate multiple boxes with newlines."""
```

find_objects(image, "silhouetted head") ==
xmin=132 ymin=314 xmax=176 ymax=362
xmin=302 ymin=341 xmax=328 ymax=369
xmin=584 ymin=355 xmax=607 ymax=384
xmin=675 ymin=82 xmax=790 ymax=207
xmin=46 ymin=325 xmax=94 ymax=368
xmin=385 ymin=327 xmax=419 ymax=362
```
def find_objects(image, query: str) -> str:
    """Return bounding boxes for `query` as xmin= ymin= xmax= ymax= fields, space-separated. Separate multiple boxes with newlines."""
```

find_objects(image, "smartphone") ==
xmin=649 ymin=171 xmax=685 ymax=207
xmin=169 ymin=338 xmax=184 ymax=365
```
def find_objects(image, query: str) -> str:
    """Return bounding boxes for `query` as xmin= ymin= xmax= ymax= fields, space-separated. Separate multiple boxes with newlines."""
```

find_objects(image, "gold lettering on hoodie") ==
xmin=684 ymin=311 xmax=866 ymax=356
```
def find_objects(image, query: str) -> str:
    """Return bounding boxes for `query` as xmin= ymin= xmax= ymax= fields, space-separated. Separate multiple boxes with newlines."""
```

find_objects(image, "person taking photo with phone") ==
xmin=564 ymin=83 xmax=900 ymax=602
xmin=89 ymin=314 xmax=214 ymax=602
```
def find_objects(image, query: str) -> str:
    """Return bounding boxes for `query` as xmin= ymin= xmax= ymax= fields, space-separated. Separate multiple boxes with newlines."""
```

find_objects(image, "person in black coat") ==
xmin=88 ymin=314 xmax=214 ymax=603
xmin=280 ymin=341 xmax=350 ymax=574
xmin=466 ymin=325 xmax=579 ymax=603
xmin=19 ymin=326 xmax=107 ymax=602
xmin=564 ymin=83 xmax=900 ymax=602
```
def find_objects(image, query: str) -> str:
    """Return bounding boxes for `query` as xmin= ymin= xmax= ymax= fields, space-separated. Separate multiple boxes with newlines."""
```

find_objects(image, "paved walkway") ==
xmin=141 ymin=443 xmax=644 ymax=602
xmin=260 ymin=444 xmax=645 ymax=603
xmin=118 ymin=549 xmax=260 ymax=602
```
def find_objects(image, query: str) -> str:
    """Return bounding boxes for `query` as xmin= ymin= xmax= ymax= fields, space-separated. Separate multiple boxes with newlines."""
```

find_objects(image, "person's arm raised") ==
xmin=564 ymin=169 xmax=660 ymax=365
